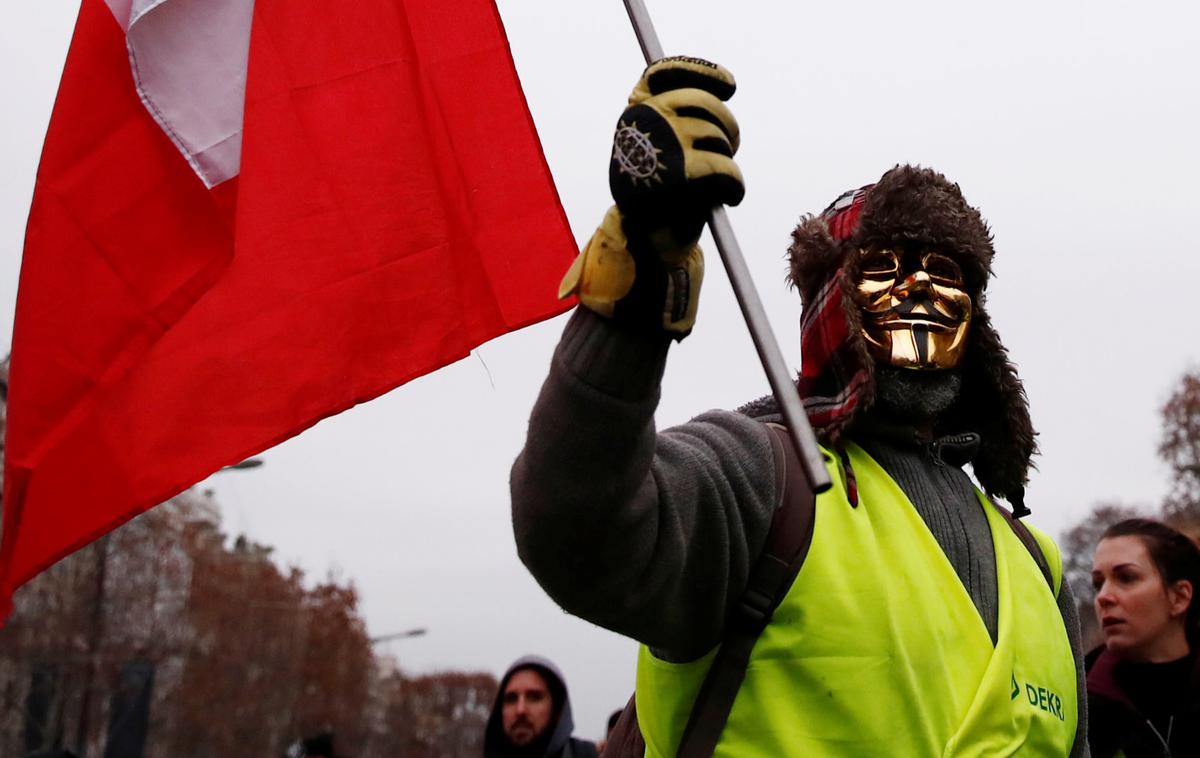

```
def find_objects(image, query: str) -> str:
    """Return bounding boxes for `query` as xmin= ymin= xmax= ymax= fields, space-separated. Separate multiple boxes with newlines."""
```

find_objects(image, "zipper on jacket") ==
xmin=1144 ymin=715 xmax=1173 ymax=757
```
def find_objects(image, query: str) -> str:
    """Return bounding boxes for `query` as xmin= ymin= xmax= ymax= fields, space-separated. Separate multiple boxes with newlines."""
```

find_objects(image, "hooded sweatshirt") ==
xmin=484 ymin=656 xmax=598 ymax=758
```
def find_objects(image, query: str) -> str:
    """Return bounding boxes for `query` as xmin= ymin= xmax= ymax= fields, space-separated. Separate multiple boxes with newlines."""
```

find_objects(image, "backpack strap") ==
xmin=991 ymin=499 xmax=1057 ymax=595
xmin=600 ymin=693 xmax=643 ymax=757
xmin=676 ymin=423 xmax=818 ymax=758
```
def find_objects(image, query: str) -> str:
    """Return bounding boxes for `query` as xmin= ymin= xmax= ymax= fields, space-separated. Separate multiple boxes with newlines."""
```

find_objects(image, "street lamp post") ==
xmin=74 ymin=459 xmax=264 ymax=756
xmin=369 ymin=628 xmax=428 ymax=644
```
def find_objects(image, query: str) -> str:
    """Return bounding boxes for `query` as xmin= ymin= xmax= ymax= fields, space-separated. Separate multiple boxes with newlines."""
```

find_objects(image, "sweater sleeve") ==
xmin=510 ymin=308 xmax=780 ymax=661
xmin=1059 ymin=581 xmax=1092 ymax=757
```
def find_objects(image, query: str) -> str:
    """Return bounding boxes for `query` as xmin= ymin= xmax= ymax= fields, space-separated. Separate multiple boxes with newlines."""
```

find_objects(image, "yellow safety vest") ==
xmin=636 ymin=442 xmax=1077 ymax=756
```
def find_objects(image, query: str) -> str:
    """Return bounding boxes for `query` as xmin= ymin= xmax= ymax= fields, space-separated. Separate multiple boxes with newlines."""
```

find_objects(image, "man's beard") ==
xmin=873 ymin=366 xmax=962 ymax=423
xmin=505 ymin=721 xmax=554 ymax=757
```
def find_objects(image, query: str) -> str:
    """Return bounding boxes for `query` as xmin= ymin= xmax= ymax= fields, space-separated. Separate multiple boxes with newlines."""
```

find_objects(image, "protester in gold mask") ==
xmin=514 ymin=57 xmax=1085 ymax=755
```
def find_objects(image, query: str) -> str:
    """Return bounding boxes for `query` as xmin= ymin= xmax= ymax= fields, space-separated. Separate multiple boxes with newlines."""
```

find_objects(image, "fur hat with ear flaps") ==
xmin=785 ymin=164 xmax=1036 ymax=508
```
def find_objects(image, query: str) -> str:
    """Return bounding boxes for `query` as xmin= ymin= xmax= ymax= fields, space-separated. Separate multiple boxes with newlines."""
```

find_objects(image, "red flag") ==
xmin=1 ymin=0 xmax=575 ymax=618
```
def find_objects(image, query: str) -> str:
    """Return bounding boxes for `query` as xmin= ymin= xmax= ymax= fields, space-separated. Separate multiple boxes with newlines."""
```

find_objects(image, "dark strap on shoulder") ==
xmin=992 ymin=500 xmax=1055 ymax=593
xmin=676 ymin=423 xmax=818 ymax=757
xmin=599 ymin=693 xmax=643 ymax=757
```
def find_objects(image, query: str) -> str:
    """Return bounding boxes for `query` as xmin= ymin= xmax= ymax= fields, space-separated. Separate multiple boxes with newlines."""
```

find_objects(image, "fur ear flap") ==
xmin=956 ymin=304 xmax=1037 ymax=500
xmin=788 ymin=215 xmax=845 ymax=305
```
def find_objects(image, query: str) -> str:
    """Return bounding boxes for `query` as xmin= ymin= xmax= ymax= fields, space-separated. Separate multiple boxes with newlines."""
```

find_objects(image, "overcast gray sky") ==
xmin=3 ymin=0 xmax=1199 ymax=741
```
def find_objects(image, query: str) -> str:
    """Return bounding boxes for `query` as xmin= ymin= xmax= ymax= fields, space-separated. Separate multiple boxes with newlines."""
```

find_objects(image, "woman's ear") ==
xmin=1167 ymin=579 xmax=1194 ymax=618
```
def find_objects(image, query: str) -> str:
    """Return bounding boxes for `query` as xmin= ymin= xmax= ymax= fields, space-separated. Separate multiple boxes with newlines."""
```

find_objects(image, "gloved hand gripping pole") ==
xmin=621 ymin=0 xmax=832 ymax=494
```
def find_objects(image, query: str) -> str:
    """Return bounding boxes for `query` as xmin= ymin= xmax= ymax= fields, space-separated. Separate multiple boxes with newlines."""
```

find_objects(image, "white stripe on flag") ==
xmin=104 ymin=0 xmax=255 ymax=188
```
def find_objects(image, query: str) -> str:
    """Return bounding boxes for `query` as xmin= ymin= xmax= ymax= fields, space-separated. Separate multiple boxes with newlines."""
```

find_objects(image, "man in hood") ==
xmin=512 ymin=56 xmax=1087 ymax=754
xmin=484 ymin=656 xmax=597 ymax=758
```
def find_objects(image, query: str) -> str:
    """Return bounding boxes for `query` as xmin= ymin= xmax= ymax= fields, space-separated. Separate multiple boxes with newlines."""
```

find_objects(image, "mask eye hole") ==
xmin=922 ymin=253 xmax=964 ymax=287
xmin=860 ymin=249 xmax=899 ymax=280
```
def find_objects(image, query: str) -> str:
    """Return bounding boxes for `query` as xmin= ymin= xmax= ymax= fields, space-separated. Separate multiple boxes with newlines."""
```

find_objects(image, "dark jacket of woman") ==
xmin=1086 ymin=645 xmax=1200 ymax=757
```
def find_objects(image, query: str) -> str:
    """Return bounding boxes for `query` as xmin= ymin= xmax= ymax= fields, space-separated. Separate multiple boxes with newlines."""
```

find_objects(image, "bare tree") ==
xmin=1058 ymin=368 xmax=1200 ymax=652
xmin=1 ymin=362 xmax=494 ymax=757
xmin=0 ymin=496 xmax=392 ymax=758
xmin=1160 ymin=368 xmax=1200 ymax=526
xmin=368 ymin=668 xmax=497 ymax=757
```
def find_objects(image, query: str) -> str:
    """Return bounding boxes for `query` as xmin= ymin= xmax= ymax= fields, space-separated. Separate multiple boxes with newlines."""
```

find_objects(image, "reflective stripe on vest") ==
xmin=635 ymin=442 xmax=1077 ymax=757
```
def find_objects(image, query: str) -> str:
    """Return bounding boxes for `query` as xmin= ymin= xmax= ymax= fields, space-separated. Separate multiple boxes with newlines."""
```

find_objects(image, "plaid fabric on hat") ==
xmin=798 ymin=182 xmax=875 ymax=441
xmin=798 ymin=267 xmax=869 ymax=506
xmin=799 ymin=268 xmax=870 ymax=435
xmin=821 ymin=184 xmax=873 ymax=241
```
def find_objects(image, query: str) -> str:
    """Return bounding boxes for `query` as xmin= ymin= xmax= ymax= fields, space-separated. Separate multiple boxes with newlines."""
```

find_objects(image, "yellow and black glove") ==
xmin=559 ymin=56 xmax=743 ymax=339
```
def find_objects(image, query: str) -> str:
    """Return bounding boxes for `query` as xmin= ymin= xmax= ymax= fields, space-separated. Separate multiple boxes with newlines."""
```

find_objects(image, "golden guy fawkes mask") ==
xmin=856 ymin=248 xmax=972 ymax=370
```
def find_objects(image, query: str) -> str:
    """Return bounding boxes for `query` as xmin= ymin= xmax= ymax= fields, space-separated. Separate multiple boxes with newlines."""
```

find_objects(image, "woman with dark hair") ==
xmin=1087 ymin=518 xmax=1200 ymax=757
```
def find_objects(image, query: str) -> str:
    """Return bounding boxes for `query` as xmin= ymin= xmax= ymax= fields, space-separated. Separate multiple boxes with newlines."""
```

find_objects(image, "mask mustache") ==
xmin=884 ymin=297 xmax=960 ymax=327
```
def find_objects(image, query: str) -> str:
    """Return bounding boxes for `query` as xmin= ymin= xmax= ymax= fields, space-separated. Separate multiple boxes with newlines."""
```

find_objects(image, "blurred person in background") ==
xmin=1088 ymin=518 xmax=1200 ymax=757
xmin=484 ymin=656 xmax=597 ymax=758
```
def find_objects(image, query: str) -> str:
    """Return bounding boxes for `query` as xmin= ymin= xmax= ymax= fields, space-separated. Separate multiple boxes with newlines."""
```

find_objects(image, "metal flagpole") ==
xmin=621 ymin=0 xmax=832 ymax=493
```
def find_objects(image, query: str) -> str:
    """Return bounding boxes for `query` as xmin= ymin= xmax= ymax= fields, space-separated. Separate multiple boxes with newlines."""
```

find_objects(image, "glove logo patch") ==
xmin=613 ymin=120 xmax=665 ymax=186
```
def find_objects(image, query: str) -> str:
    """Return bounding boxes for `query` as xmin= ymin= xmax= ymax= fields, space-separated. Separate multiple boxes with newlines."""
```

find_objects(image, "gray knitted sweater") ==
xmin=511 ymin=309 xmax=1088 ymax=755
